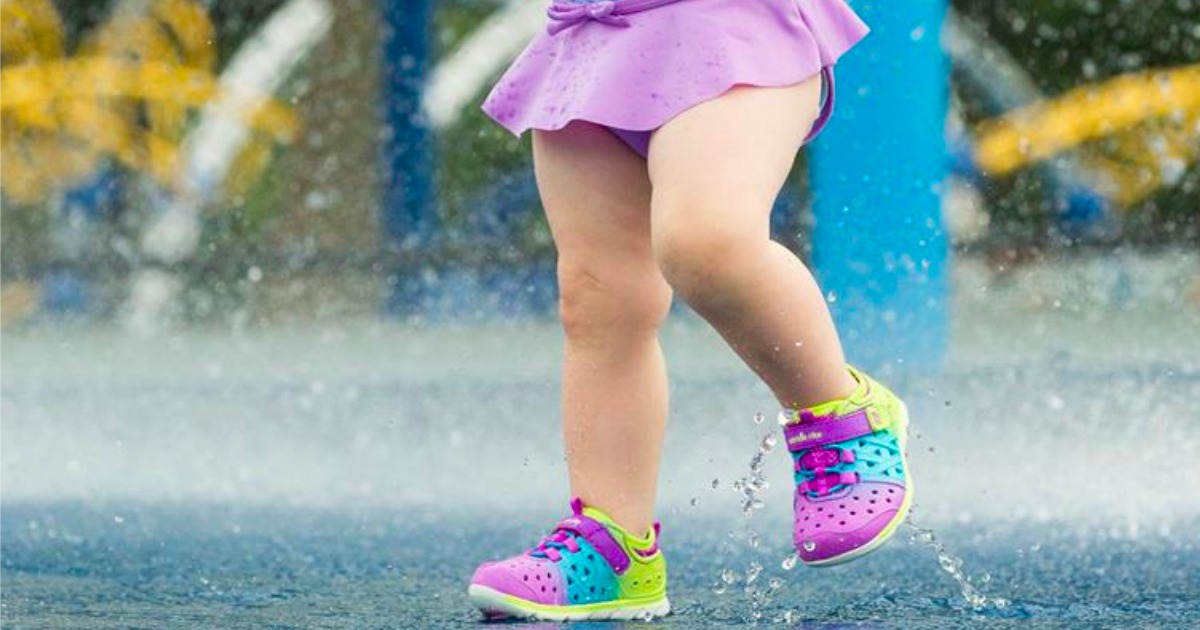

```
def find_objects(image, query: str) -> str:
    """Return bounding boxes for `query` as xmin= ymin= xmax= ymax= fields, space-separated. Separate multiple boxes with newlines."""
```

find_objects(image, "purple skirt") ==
xmin=482 ymin=0 xmax=869 ymax=157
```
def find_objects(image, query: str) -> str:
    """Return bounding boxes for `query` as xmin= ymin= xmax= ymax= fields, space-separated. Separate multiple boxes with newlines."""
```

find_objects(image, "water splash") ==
xmin=732 ymin=431 xmax=774 ymax=517
xmin=906 ymin=520 xmax=1011 ymax=611
xmin=743 ymin=561 xmax=763 ymax=587
xmin=711 ymin=567 xmax=738 ymax=595
xmin=713 ymin=425 xmax=795 ymax=622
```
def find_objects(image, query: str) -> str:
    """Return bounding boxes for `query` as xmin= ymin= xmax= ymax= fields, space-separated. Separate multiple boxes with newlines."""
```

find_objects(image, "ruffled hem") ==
xmin=483 ymin=0 xmax=869 ymax=137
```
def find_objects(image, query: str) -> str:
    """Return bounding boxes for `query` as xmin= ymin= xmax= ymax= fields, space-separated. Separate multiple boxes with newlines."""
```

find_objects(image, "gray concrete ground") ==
xmin=3 ymin=251 xmax=1199 ymax=628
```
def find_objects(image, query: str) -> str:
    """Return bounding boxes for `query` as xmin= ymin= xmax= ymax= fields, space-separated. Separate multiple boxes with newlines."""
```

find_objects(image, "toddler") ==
xmin=467 ymin=0 xmax=911 ymax=620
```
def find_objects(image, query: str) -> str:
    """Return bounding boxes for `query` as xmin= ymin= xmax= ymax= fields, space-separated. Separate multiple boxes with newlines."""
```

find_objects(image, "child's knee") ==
xmin=652 ymin=223 xmax=744 ymax=300
xmin=556 ymin=262 xmax=671 ymax=341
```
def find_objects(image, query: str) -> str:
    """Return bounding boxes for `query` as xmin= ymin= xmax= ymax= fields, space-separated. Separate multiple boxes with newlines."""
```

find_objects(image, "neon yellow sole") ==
xmin=468 ymin=585 xmax=671 ymax=621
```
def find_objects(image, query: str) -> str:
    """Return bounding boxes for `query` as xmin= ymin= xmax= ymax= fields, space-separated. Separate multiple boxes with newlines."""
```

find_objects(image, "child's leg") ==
xmin=647 ymin=77 xmax=857 ymax=409
xmin=533 ymin=122 xmax=673 ymax=535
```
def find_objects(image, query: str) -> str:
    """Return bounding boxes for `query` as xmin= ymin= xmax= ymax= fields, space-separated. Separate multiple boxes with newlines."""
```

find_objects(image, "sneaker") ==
xmin=467 ymin=498 xmax=670 ymax=621
xmin=781 ymin=366 xmax=913 ymax=566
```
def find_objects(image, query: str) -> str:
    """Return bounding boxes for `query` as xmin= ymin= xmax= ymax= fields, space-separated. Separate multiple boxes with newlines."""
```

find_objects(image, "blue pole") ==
xmin=809 ymin=0 xmax=951 ymax=373
xmin=379 ymin=0 xmax=435 ymax=315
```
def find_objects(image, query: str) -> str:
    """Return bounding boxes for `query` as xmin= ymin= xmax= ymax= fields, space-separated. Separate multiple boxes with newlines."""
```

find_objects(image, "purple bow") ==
xmin=547 ymin=1 xmax=631 ymax=35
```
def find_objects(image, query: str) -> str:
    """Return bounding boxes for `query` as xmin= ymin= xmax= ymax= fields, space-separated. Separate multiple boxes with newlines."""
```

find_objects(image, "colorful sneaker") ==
xmin=780 ymin=366 xmax=913 ymax=566
xmin=467 ymin=498 xmax=670 ymax=621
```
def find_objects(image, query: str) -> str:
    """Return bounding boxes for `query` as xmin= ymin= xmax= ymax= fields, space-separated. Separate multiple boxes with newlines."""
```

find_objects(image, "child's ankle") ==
xmin=785 ymin=366 xmax=862 ymax=413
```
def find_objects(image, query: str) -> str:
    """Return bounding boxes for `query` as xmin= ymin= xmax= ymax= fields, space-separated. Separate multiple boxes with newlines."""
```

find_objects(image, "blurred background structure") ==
xmin=3 ymin=1 xmax=1200 ymax=627
xmin=2 ymin=0 xmax=1197 ymax=341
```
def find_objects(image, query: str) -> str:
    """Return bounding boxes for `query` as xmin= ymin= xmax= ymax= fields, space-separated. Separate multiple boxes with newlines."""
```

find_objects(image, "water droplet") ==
xmin=1082 ymin=58 xmax=1098 ymax=79
xmin=720 ymin=569 xmax=738 ymax=584
xmin=745 ymin=562 xmax=762 ymax=584
xmin=938 ymin=554 xmax=962 ymax=573
xmin=781 ymin=553 xmax=798 ymax=570
xmin=753 ymin=412 xmax=765 ymax=424
xmin=802 ymin=540 xmax=816 ymax=552
xmin=711 ymin=478 xmax=720 ymax=490
xmin=689 ymin=497 xmax=699 ymax=507
xmin=909 ymin=527 xmax=936 ymax=546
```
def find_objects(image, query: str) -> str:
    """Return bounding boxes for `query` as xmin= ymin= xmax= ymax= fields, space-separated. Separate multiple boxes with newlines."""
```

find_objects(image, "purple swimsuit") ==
xmin=483 ymin=0 xmax=869 ymax=157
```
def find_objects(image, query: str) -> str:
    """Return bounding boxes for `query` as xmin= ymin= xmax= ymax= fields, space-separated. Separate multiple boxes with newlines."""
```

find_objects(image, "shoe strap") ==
xmin=554 ymin=503 xmax=631 ymax=575
xmin=783 ymin=408 xmax=875 ymax=452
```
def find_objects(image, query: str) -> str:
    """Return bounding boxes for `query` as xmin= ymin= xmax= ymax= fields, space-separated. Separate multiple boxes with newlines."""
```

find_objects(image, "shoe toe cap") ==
xmin=794 ymin=482 xmax=907 ymax=563
xmin=795 ymin=509 xmax=896 ymax=562
xmin=470 ymin=556 xmax=565 ymax=605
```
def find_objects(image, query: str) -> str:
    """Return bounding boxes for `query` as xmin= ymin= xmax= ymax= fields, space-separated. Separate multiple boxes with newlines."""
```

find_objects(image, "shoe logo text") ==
xmin=789 ymin=431 xmax=824 ymax=445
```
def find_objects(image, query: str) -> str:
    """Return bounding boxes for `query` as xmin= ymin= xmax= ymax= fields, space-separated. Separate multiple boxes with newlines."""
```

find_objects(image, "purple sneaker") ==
xmin=781 ymin=367 xmax=913 ymax=566
xmin=467 ymin=498 xmax=670 ymax=621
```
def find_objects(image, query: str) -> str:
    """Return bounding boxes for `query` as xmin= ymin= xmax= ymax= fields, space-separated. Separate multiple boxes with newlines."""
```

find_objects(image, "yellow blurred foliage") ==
xmin=974 ymin=65 xmax=1200 ymax=208
xmin=0 ymin=0 xmax=299 ymax=205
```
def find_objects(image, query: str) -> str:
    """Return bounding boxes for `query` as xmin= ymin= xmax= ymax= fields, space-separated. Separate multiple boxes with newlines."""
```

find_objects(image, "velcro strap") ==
xmin=783 ymin=409 xmax=874 ymax=452
xmin=555 ymin=515 xmax=631 ymax=575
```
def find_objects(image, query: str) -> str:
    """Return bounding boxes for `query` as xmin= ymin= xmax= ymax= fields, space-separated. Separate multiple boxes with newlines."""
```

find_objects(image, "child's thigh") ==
xmin=532 ymin=122 xmax=656 ymax=273
xmin=646 ymin=78 xmax=822 ymax=238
